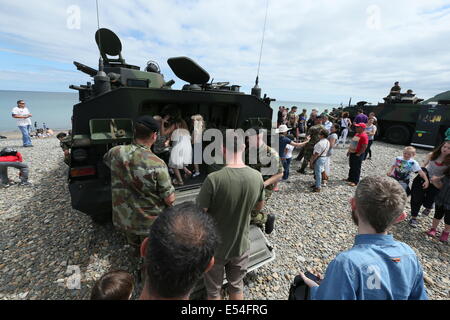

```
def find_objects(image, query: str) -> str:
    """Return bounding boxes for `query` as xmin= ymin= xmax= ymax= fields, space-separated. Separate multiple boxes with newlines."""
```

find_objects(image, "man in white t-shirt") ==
xmin=11 ymin=100 xmax=33 ymax=147
xmin=310 ymin=129 xmax=330 ymax=192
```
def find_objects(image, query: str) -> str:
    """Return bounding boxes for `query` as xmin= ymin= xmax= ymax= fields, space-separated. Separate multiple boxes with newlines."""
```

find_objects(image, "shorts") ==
xmin=204 ymin=250 xmax=250 ymax=298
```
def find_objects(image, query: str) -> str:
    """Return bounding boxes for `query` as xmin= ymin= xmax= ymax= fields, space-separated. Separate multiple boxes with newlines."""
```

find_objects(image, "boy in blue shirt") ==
xmin=299 ymin=176 xmax=428 ymax=300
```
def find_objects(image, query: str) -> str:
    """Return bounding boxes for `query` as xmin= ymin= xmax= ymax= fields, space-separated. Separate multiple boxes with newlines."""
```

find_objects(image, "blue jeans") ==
xmin=19 ymin=125 xmax=32 ymax=146
xmin=282 ymin=158 xmax=292 ymax=180
xmin=314 ymin=157 xmax=327 ymax=188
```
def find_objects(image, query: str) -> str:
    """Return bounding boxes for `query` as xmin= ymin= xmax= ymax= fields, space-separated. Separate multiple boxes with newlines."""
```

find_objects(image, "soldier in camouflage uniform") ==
xmin=246 ymin=129 xmax=284 ymax=234
xmin=104 ymin=116 xmax=176 ymax=247
xmin=298 ymin=116 xmax=326 ymax=174
xmin=57 ymin=132 xmax=72 ymax=166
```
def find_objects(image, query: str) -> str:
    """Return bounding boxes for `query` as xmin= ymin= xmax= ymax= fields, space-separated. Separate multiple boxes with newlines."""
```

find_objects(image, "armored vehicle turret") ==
xmin=68 ymin=29 xmax=276 ymax=278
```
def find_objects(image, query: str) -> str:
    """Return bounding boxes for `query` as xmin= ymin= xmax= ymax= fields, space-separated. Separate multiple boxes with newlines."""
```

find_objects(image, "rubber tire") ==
xmin=385 ymin=125 xmax=411 ymax=145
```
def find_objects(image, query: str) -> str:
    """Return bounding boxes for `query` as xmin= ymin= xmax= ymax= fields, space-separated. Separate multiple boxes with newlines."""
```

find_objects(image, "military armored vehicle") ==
xmin=343 ymin=91 xmax=450 ymax=148
xmin=69 ymin=28 xmax=275 ymax=275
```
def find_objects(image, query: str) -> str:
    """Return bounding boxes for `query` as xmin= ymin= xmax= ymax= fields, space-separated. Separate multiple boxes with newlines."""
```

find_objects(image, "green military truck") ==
xmin=68 ymin=29 xmax=276 ymax=280
xmin=344 ymin=91 xmax=450 ymax=148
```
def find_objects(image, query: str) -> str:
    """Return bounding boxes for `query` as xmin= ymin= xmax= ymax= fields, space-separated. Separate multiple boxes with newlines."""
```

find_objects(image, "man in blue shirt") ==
xmin=299 ymin=176 xmax=428 ymax=300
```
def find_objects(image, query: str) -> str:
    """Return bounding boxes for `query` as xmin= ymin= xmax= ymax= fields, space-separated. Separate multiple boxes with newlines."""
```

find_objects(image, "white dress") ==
xmin=169 ymin=129 xmax=193 ymax=169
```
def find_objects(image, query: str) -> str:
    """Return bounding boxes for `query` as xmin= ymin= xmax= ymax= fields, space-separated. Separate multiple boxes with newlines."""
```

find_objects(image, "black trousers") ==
xmin=434 ymin=206 xmax=450 ymax=225
xmin=410 ymin=173 xmax=441 ymax=217
xmin=364 ymin=140 xmax=373 ymax=160
xmin=348 ymin=153 xmax=364 ymax=184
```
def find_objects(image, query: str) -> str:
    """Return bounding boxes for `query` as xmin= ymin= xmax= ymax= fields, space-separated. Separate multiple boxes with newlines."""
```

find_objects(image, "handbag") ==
xmin=288 ymin=275 xmax=310 ymax=300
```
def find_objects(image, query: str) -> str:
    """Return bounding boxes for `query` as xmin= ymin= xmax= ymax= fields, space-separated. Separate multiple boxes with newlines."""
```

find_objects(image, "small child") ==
xmin=387 ymin=146 xmax=429 ymax=195
xmin=91 ymin=270 xmax=134 ymax=300
xmin=426 ymin=167 xmax=450 ymax=242
xmin=282 ymin=143 xmax=295 ymax=181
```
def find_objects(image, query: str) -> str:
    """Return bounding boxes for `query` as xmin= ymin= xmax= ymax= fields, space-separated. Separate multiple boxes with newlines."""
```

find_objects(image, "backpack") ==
xmin=288 ymin=275 xmax=310 ymax=300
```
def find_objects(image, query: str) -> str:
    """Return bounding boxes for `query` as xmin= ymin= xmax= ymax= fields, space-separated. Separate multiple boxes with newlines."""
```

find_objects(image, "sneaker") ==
xmin=265 ymin=214 xmax=276 ymax=235
xmin=23 ymin=145 xmax=34 ymax=148
xmin=409 ymin=218 xmax=419 ymax=228
xmin=439 ymin=231 xmax=449 ymax=243
xmin=312 ymin=187 xmax=321 ymax=193
xmin=1 ymin=183 xmax=10 ymax=189
xmin=18 ymin=182 xmax=32 ymax=187
xmin=425 ymin=228 xmax=437 ymax=237
xmin=421 ymin=208 xmax=431 ymax=216
xmin=192 ymin=172 xmax=200 ymax=178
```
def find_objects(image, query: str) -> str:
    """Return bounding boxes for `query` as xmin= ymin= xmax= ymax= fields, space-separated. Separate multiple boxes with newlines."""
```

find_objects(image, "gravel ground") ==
xmin=0 ymin=137 xmax=448 ymax=300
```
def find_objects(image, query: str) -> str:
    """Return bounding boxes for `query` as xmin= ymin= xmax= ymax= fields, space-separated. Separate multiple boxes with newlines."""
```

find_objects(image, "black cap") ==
xmin=136 ymin=115 xmax=160 ymax=132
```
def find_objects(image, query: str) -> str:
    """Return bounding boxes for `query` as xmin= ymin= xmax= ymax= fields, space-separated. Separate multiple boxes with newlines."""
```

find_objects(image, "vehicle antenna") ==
xmin=93 ymin=0 xmax=111 ymax=95
xmin=96 ymin=0 xmax=102 ymax=54
xmin=252 ymin=0 xmax=270 ymax=99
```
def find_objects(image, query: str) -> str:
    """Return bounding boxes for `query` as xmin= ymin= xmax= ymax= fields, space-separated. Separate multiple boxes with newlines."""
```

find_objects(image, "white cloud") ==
xmin=0 ymin=0 xmax=450 ymax=103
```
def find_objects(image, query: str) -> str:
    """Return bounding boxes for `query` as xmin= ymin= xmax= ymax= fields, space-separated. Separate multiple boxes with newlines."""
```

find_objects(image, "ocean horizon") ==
xmin=0 ymin=89 xmax=340 ymax=133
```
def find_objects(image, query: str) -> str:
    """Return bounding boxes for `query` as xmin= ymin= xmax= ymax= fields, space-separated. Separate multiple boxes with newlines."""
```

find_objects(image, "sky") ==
xmin=1 ymin=0 xmax=450 ymax=104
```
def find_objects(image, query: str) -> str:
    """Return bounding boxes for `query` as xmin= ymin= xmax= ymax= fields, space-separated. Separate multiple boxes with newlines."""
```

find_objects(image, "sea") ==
xmin=0 ymin=90 xmax=340 ymax=133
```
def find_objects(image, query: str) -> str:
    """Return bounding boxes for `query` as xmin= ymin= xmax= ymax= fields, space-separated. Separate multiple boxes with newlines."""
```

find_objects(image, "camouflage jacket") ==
xmin=104 ymin=143 xmax=175 ymax=236
xmin=60 ymin=136 xmax=72 ymax=151
xmin=246 ymin=144 xmax=283 ymax=191
xmin=306 ymin=124 xmax=325 ymax=148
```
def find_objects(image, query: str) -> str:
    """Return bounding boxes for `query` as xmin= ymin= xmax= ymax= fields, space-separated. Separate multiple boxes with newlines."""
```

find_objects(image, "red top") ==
xmin=355 ymin=133 xmax=369 ymax=153
xmin=0 ymin=152 xmax=23 ymax=163
xmin=349 ymin=133 xmax=369 ymax=154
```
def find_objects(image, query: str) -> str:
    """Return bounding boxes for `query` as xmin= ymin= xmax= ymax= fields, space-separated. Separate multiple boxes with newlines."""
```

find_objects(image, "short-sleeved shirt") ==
xmin=327 ymin=133 xmax=339 ymax=157
xmin=391 ymin=157 xmax=421 ymax=182
xmin=197 ymin=166 xmax=265 ymax=260
xmin=285 ymin=144 xmax=294 ymax=159
xmin=323 ymin=121 xmax=333 ymax=133
xmin=104 ymin=143 xmax=175 ymax=236
xmin=310 ymin=234 xmax=427 ymax=300
xmin=279 ymin=136 xmax=292 ymax=159
xmin=313 ymin=139 xmax=330 ymax=157
xmin=354 ymin=114 xmax=368 ymax=124
xmin=365 ymin=125 xmax=377 ymax=141
xmin=349 ymin=133 xmax=369 ymax=154
xmin=12 ymin=107 xmax=32 ymax=127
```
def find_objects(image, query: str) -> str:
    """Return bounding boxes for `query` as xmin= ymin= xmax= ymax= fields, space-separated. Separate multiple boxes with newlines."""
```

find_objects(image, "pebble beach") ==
xmin=0 ymin=136 xmax=448 ymax=300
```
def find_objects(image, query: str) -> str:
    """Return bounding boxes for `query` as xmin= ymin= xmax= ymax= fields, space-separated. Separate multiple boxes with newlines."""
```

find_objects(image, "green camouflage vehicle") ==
xmin=343 ymin=92 xmax=450 ymax=148
xmin=68 ymin=29 xmax=275 ymax=278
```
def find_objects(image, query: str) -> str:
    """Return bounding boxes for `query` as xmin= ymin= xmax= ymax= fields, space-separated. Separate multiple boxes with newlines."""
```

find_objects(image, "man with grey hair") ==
xmin=299 ymin=176 xmax=427 ymax=300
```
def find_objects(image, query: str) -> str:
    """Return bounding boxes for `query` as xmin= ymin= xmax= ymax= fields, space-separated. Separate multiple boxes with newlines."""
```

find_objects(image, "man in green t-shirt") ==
xmin=197 ymin=130 xmax=265 ymax=300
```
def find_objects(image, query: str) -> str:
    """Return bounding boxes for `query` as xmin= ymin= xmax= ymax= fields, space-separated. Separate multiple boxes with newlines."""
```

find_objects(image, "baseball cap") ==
xmin=136 ymin=115 xmax=160 ymax=132
xmin=354 ymin=123 xmax=367 ymax=129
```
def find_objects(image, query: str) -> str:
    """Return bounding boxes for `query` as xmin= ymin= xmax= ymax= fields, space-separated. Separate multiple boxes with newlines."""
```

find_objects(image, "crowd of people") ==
xmin=95 ymin=111 xmax=450 ymax=301
xmin=4 ymin=98 xmax=450 ymax=300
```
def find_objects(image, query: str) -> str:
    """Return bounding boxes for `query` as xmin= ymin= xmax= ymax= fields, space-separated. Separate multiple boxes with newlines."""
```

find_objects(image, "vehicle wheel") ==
xmin=385 ymin=125 xmax=411 ymax=145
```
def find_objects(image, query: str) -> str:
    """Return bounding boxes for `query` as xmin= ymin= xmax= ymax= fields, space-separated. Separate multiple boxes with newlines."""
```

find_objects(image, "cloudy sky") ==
xmin=1 ymin=0 xmax=450 ymax=104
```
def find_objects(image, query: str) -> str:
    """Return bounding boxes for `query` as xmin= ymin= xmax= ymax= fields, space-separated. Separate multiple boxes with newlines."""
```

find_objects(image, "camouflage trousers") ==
xmin=300 ymin=147 xmax=314 ymax=171
xmin=250 ymin=189 xmax=273 ymax=227
xmin=124 ymin=231 xmax=147 ymax=249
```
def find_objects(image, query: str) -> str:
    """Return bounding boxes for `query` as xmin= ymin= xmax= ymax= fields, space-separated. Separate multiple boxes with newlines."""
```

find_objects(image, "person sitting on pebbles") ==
xmin=0 ymin=147 xmax=32 ymax=188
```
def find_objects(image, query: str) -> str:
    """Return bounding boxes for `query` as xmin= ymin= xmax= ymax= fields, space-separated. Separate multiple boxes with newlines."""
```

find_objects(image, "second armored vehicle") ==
xmin=344 ymin=91 xmax=450 ymax=148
